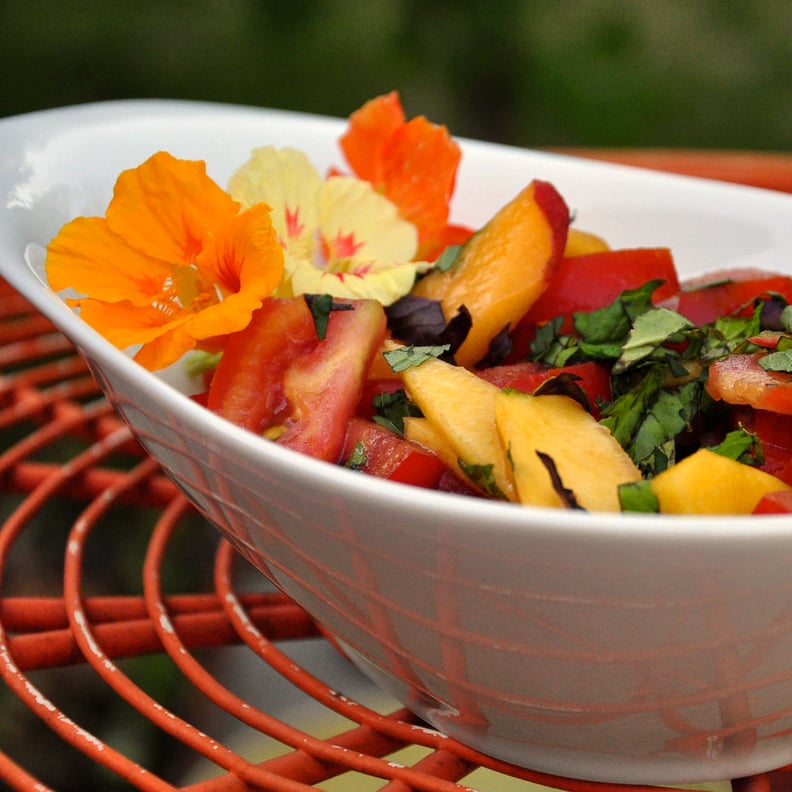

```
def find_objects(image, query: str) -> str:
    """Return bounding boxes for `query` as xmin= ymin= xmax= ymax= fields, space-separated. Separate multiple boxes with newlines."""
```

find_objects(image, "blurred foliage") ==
xmin=2 ymin=0 xmax=791 ymax=150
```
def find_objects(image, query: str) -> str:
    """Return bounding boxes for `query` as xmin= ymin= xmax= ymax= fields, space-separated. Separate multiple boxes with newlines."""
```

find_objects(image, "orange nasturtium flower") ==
xmin=45 ymin=151 xmax=284 ymax=371
xmin=339 ymin=91 xmax=472 ymax=260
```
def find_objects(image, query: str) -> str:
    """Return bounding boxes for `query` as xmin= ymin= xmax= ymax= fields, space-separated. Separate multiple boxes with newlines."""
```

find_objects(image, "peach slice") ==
xmin=564 ymin=227 xmax=610 ymax=257
xmin=410 ymin=179 xmax=569 ymax=368
xmin=494 ymin=389 xmax=641 ymax=511
xmin=650 ymin=448 xmax=791 ymax=514
xmin=398 ymin=354 xmax=515 ymax=499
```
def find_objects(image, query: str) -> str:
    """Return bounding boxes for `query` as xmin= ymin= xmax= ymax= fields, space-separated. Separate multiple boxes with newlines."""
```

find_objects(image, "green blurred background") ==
xmin=1 ymin=1 xmax=791 ymax=788
xmin=3 ymin=0 xmax=791 ymax=151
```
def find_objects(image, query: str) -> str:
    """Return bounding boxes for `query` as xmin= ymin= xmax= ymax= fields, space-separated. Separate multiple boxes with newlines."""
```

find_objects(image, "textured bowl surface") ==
xmin=3 ymin=100 xmax=792 ymax=784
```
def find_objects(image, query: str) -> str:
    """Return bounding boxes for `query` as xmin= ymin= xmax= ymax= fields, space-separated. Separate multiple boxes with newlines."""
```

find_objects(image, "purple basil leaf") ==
xmin=385 ymin=296 xmax=472 ymax=360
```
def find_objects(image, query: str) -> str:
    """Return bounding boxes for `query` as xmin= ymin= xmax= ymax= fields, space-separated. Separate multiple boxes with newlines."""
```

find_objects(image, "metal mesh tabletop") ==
xmin=3 ymin=151 xmax=792 ymax=791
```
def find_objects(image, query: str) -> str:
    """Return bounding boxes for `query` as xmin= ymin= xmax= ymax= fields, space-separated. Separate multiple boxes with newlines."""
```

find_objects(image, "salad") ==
xmin=44 ymin=92 xmax=792 ymax=516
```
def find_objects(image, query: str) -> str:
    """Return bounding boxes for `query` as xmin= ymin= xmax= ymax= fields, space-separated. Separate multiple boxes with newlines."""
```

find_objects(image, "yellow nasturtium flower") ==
xmin=227 ymin=146 xmax=429 ymax=306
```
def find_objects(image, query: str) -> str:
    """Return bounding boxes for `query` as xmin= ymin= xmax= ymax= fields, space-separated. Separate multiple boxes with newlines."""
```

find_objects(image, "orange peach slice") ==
xmin=398 ymin=354 xmax=515 ymax=499
xmin=494 ymin=389 xmax=641 ymax=511
xmin=410 ymin=180 xmax=569 ymax=368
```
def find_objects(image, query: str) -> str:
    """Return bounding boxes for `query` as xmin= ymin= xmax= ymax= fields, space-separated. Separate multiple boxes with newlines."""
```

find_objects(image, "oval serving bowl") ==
xmin=3 ymin=100 xmax=792 ymax=785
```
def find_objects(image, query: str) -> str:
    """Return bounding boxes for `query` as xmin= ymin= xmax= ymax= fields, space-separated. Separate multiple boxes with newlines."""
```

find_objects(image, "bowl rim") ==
xmin=3 ymin=97 xmax=792 ymax=542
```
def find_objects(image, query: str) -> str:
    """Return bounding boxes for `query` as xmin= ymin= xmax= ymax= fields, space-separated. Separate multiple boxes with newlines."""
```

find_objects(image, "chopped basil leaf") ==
xmin=304 ymin=293 xmax=354 ymax=340
xmin=618 ymin=480 xmax=659 ymax=513
xmin=613 ymin=308 xmax=692 ymax=373
xmin=709 ymin=428 xmax=763 ymax=466
xmin=371 ymin=389 xmax=422 ymax=436
xmin=781 ymin=305 xmax=792 ymax=333
xmin=383 ymin=344 xmax=451 ymax=372
xmin=601 ymin=366 xmax=701 ymax=476
xmin=474 ymin=323 xmax=512 ymax=369
xmin=759 ymin=297 xmax=789 ymax=331
xmin=758 ymin=349 xmax=792 ymax=373
xmin=385 ymin=296 xmax=471 ymax=358
xmin=574 ymin=280 xmax=661 ymax=349
xmin=344 ymin=441 xmax=367 ymax=470
xmin=536 ymin=451 xmax=585 ymax=510
xmin=457 ymin=459 xmax=505 ymax=499
xmin=434 ymin=244 xmax=463 ymax=272
xmin=681 ymin=277 xmax=732 ymax=292
xmin=533 ymin=373 xmax=590 ymax=412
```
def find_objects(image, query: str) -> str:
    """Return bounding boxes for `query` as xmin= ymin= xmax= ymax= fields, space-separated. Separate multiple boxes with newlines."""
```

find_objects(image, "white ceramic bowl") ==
xmin=3 ymin=100 xmax=792 ymax=785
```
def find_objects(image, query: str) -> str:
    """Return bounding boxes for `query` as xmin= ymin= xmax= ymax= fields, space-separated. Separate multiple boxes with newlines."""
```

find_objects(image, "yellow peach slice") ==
xmin=398 ymin=354 xmax=515 ymax=499
xmin=564 ymin=228 xmax=610 ymax=257
xmin=494 ymin=389 xmax=641 ymax=511
xmin=650 ymin=448 xmax=791 ymax=515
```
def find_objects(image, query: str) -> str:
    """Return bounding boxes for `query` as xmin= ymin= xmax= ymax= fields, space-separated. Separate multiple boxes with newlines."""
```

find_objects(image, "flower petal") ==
xmin=73 ymin=296 xmax=192 ymax=350
xmin=227 ymin=146 xmax=321 ymax=261
xmin=106 ymin=151 xmax=240 ymax=264
xmin=339 ymin=91 xmax=405 ymax=183
xmin=46 ymin=216 xmax=174 ymax=305
xmin=378 ymin=117 xmax=461 ymax=256
xmin=189 ymin=204 xmax=285 ymax=339
xmin=287 ymin=254 xmax=419 ymax=306
xmin=318 ymin=177 xmax=417 ymax=264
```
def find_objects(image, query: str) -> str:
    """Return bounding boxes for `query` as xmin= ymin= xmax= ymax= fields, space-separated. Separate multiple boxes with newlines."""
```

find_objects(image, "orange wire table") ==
xmin=3 ymin=151 xmax=792 ymax=791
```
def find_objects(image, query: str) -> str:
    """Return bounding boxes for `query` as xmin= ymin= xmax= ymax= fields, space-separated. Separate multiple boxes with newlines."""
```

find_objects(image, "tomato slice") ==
xmin=519 ymin=248 xmax=679 ymax=332
xmin=208 ymin=296 xmax=386 ymax=462
xmin=342 ymin=417 xmax=447 ymax=488
xmin=753 ymin=490 xmax=792 ymax=514
xmin=706 ymin=354 xmax=792 ymax=416
xmin=477 ymin=361 xmax=611 ymax=418
xmin=729 ymin=407 xmax=792 ymax=484
xmin=207 ymin=297 xmax=317 ymax=431
xmin=356 ymin=377 xmax=404 ymax=419
xmin=677 ymin=269 xmax=792 ymax=326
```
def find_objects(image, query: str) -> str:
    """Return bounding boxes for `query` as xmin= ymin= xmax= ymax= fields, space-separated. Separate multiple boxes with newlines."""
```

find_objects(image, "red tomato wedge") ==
xmin=753 ymin=490 xmax=792 ymax=514
xmin=706 ymin=353 xmax=792 ymax=416
xmin=208 ymin=296 xmax=386 ymax=462
xmin=676 ymin=269 xmax=792 ymax=326
xmin=477 ymin=361 xmax=611 ymax=418
xmin=342 ymin=418 xmax=447 ymax=488
xmin=518 ymin=248 xmax=679 ymax=333
xmin=728 ymin=407 xmax=792 ymax=485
